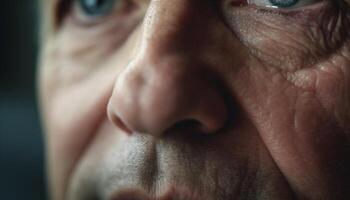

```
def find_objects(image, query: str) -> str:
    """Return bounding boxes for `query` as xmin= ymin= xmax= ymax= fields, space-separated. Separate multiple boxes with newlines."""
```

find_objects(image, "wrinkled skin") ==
xmin=39 ymin=0 xmax=350 ymax=199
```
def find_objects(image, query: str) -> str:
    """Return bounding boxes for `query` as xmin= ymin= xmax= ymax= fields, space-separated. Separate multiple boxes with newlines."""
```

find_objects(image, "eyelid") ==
xmin=57 ymin=0 xmax=133 ymax=28
xmin=75 ymin=0 xmax=122 ymax=19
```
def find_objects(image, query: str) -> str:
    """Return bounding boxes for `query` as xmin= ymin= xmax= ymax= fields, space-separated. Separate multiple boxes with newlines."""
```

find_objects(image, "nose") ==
xmin=107 ymin=0 xmax=228 ymax=136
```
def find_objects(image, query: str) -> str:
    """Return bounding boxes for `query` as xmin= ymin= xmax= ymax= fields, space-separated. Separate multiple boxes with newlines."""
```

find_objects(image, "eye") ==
xmin=78 ymin=0 xmax=118 ymax=16
xmin=248 ymin=0 xmax=321 ymax=9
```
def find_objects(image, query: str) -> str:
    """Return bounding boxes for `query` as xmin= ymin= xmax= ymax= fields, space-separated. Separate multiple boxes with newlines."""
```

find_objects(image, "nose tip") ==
xmin=107 ymin=58 xmax=228 ymax=136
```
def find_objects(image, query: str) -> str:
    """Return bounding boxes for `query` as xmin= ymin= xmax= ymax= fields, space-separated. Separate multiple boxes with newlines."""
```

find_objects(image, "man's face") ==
xmin=39 ymin=0 xmax=350 ymax=199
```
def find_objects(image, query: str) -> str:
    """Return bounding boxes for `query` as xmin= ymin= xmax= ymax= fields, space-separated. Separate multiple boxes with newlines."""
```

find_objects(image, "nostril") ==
xmin=109 ymin=114 xmax=132 ymax=134
xmin=166 ymin=119 xmax=204 ymax=134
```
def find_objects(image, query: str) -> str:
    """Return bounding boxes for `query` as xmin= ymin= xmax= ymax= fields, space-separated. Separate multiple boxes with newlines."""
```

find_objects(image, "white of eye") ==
xmin=248 ymin=0 xmax=320 ymax=9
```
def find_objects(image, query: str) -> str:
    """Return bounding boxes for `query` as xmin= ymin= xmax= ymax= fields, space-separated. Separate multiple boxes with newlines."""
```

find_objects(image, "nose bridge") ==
xmin=139 ymin=0 xmax=212 ymax=57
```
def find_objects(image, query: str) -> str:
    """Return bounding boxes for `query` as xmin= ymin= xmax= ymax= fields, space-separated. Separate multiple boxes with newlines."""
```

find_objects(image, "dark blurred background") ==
xmin=0 ymin=1 xmax=46 ymax=199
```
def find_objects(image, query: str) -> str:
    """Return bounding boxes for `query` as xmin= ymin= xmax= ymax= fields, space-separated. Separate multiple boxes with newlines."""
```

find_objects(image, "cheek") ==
xmin=230 ymin=65 xmax=344 ymax=196
xmin=286 ymin=50 xmax=350 ymax=130
xmin=313 ymin=55 xmax=350 ymax=131
xmin=39 ymin=41 xmax=124 ymax=195
xmin=219 ymin=0 xmax=350 ymax=142
xmin=39 ymin=13 xmax=144 ymax=193
xmin=40 ymin=62 xmax=113 ymax=196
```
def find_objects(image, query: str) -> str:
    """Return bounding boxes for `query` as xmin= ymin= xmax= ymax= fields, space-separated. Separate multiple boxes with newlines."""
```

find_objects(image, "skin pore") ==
xmin=39 ymin=0 xmax=350 ymax=199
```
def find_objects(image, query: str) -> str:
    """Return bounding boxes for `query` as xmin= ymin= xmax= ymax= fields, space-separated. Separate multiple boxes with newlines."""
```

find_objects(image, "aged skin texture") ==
xmin=39 ymin=0 xmax=350 ymax=199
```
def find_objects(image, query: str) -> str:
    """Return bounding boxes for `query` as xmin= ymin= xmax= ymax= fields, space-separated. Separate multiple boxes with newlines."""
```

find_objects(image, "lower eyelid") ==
xmin=247 ymin=0 xmax=325 ymax=9
xmin=225 ymin=0 xmax=348 ymax=60
xmin=250 ymin=0 xmax=333 ymax=21
xmin=244 ymin=0 xmax=332 ymax=13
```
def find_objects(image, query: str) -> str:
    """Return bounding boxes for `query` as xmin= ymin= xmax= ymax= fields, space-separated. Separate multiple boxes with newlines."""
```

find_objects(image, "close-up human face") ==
xmin=39 ymin=0 xmax=350 ymax=199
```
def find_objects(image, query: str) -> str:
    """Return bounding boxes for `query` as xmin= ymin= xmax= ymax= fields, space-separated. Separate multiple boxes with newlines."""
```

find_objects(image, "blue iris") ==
xmin=269 ymin=0 xmax=299 ymax=8
xmin=79 ymin=0 xmax=117 ymax=16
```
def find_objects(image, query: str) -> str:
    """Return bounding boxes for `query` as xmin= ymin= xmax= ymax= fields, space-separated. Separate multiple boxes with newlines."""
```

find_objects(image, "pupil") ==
xmin=269 ymin=0 xmax=299 ymax=8
xmin=86 ymin=0 xmax=105 ymax=8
